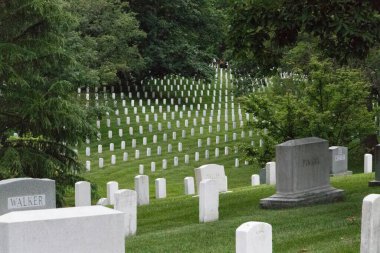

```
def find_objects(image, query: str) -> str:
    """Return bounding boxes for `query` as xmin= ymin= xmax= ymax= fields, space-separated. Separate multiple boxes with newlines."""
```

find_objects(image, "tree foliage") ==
xmin=241 ymin=51 xmax=377 ymax=166
xmin=228 ymin=0 xmax=380 ymax=74
xmin=67 ymin=0 xmax=146 ymax=89
xmin=0 ymin=0 xmax=97 ymax=206
xmin=127 ymin=0 xmax=227 ymax=79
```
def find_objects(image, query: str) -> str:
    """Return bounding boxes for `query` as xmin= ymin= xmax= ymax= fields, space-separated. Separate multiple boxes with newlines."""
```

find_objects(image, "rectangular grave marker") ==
xmin=199 ymin=179 xmax=219 ymax=223
xmin=360 ymin=194 xmax=380 ymax=253
xmin=329 ymin=146 xmax=352 ymax=176
xmin=0 ymin=206 xmax=125 ymax=253
xmin=260 ymin=137 xmax=344 ymax=209
xmin=0 ymin=178 xmax=56 ymax=215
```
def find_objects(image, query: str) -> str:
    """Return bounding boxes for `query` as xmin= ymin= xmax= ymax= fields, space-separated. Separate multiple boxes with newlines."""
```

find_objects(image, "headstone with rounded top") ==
xmin=194 ymin=164 xmax=227 ymax=193
xmin=114 ymin=189 xmax=137 ymax=237
xmin=236 ymin=222 xmax=272 ymax=253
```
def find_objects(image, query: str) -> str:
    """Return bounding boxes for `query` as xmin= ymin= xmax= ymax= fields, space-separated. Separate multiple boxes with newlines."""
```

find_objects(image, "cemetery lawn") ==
xmin=66 ymin=71 xmax=374 ymax=252
xmin=120 ymin=173 xmax=377 ymax=253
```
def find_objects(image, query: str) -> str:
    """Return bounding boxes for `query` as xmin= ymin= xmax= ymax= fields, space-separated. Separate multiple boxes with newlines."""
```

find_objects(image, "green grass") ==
xmin=66 ymin=69 xmax=375 ymax=252
xmin=71 ymin=69 xmax=258 ymax=203
xmin=124 ymin=173 xmax=378 ymax=253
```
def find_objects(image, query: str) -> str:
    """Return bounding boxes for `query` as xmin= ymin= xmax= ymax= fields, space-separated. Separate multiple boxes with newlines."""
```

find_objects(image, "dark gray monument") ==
xmin=329 ymin=146 xmax=352 ymax=176
xmin=260 ymin=137 xmax=344 ymax=209
xmin=259 ymin=168 xmax=266 ymax=184
xmin=369 ymin=144 xmax=380 ymax=186
xmin=0 ymin=178 xmax=56 ymax=215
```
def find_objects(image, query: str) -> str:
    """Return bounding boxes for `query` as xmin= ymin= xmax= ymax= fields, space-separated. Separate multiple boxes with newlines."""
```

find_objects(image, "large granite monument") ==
xmin=260 ymin=137 xmax=344 ymax=209
xmin=0 ymin=178 xmax=56 ymax=215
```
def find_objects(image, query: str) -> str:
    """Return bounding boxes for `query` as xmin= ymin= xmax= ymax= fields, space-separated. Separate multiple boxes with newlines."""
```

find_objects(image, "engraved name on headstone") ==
xmin=0 ymin=178 xmax=56 ymax=215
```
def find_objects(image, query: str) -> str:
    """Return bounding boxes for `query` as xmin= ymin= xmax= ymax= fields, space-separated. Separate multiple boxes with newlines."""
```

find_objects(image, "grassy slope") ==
xmin=72 ymin=70 xmax=257 ymax=204
xmin=126 ymin=173 xmax=379 ymax=253
xmin=69 ymin=69 xmax=374 ymax=252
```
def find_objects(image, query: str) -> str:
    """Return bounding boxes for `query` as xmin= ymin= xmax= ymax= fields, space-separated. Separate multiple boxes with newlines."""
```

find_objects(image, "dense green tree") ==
xmin=67 ymin=0 xmax=146 ymax=90
xmin=240 ymin=51 xmax=377 ymax=166
xmin=228 ymin=0 xmax=380 ymax=74
xmin=127 ymin=0 xmax=227 ymax=79
xmin=0 ymin=0 xmax=97 ymax=206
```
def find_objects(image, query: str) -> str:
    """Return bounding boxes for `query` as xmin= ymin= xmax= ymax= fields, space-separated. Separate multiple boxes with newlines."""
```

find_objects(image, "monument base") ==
xmin=368 ymin=180 xmax=380 ymax=187
xmin=260 ymin=187 xmax=345 ymax=209
xmin=330 ymin=170 xmax=352 ymax=177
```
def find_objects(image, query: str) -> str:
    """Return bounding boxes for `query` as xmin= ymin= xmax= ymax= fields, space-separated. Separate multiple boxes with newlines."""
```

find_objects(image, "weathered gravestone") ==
xmin=369 ymin=144 xmax=380 ymax=186
xmin=360 ymin=194 xmax=380 ymax=253
xmin=265 ymin=162 xmax=276 ymax=185
xmin=114 ymin=189 xmax=137 ymax=237
xmin=259 ymin=168 xmax=266 ymax=185
xmin=251 ymin=175 xmax=260 ymax=186
xmin=236 ymin=222 xmax=272 ymax=253
xmin=329 ymin=146 xmax=352 ymax=176
xmin=0 ymin=178 xmax=56 ymax=215
xmin=260 ymin=137 xmax=344 ymax=209
xmin=194 ymin=164 xmax=227 ymax=194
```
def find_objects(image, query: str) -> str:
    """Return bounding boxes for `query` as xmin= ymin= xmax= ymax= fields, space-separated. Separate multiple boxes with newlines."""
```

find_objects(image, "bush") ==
xmin=241 ymin=56 xmax=377 ymax=166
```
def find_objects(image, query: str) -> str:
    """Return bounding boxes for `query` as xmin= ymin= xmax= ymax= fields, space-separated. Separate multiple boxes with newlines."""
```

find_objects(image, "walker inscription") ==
xmin=8 ymin=195 xmax=46 ymax=209
xmin=0 ymin=178 xmax=56 ymax=215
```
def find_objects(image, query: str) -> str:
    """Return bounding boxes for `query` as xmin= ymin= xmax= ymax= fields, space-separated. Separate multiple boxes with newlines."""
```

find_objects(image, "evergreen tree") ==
xmin=0 ymin=0 xmax=97 ymax=206
xmin=127 ymin=0 xmax=226 ymax=79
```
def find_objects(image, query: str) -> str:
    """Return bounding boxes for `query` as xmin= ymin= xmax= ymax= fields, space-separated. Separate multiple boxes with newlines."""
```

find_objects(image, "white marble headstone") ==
xmin=265 ymin=162 xmax=276 ymax=185
xmin=361 ymin=194 xmax=380 ymax=253
xmin=75 ymin=181 xmax=91 ymax=207
xmin=184 ymin=177 xmax=195 ymax=195
xmin=107 ymin=181 xmax=118 ymax=205
xmin=155 ymin=178 xmax=166 ymax=199
xmin=114 ymin=189 xmax=137 ymax=237
xmin=199 ymin=179 xmax=219 ymax=223
xmin=134 ymin=175 xmax=149 ymax=206
xmin=195 ymin=164 xmax=227 ymax=193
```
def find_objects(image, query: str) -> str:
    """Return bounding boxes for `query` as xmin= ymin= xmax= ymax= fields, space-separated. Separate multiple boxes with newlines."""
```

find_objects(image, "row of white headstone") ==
xmin=89 ymin=144 xmax=238 ymax=158
xmin=98 ymin=112 xmax=247 ymax=128
xmin=101 ymin=102 xmax=241 ymax=115
xmin=101 ymin=107 xmax=246 ymax=121
xmin=91 ymin=176 xmax=195 ymax=208
xmin=79 ymin=78 xmax=232 ymax=98
xmin=80 ymin=75 xmax=231 ymax=93
xmin=84 ymin=154 xmax=242 ymax=171
xmin=96 ymin=113 xmax=247 ymax=132
xmin=101 ymin=101 xmax=240 ymax=115
xmin=90 ymin=134 xmax=249 ymax=152
xmin=84 ymin=90 xmax=236 ymax=104
xmin=97 ymin=127 xmax=248 ymax=142
xmin=82 ymin=82 xmax=234 ymax=102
